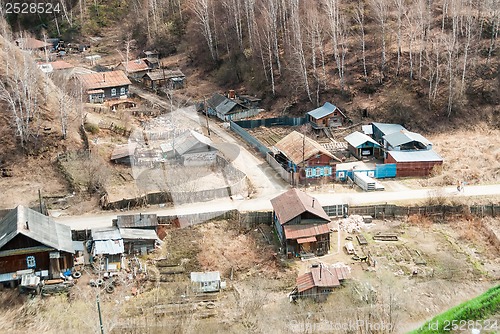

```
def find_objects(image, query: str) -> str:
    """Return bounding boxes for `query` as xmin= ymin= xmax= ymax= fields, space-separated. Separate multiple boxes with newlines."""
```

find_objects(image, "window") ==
xmin=306 ymin=168 xmax=312 ymax=178
xmin=120 ymin=87 xmax=126 ymax=95
xmin=26 ymin=256 xmax=36 ymax=268
xmin=316 ymin=167 xmax=322 ymax=176
xmin=111 ymin=88 xmax=117 ymax=96
xmin=324 ymin=167 xmax=332 ymax=176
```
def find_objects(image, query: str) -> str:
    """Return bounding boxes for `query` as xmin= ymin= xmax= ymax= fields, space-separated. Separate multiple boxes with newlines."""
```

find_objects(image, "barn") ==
xmin=385 ymin=150 xmax=443 ymax=177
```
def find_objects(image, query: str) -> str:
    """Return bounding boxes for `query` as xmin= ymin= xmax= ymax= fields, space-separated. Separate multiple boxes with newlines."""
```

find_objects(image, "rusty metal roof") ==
xmin=296 ymin=272 xmax=315 ymax=293
xmin=297 ymin=236 xmax=317 ymax=244
xmin=270 ymin=188 xmax=330 ymax=225
xmin=283 ymin=223 xmax=330 ymax=240
xmin=274 ymin=131 xmax=340 ymax=165
xmin=117 ymin=59 xmax=150 ymax=73
xmin=78 ymin=70 xmax=131 ymax=90
xmin=311 ymin=265 xmax=340 ymax=287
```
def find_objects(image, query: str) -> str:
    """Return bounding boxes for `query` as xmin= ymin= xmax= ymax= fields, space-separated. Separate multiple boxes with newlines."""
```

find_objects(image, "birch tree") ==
xmin=353 ymin=0 xmax=368 ymax=81
xmin=191 ymin=0 xmax=217 ymax=61
xmin=370 ymin=0 xmax=389 ymax=81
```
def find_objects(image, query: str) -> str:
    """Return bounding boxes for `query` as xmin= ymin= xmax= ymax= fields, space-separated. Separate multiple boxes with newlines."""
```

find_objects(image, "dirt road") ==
xmin=53 ymin=183 xmax=500 ymax=230
xmin=129 ymin=86 xmax=289 ymax=199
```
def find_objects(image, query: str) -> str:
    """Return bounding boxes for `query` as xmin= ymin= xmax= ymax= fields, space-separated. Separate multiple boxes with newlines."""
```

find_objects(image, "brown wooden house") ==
xmin=115 ymin=59 xmax=150 ymax=79
xmin=271 ymin=189 xmax=331 ymax=257
xmin=307 ymin=102 xmax=347 ymax=129
xmin=78 ymin=70 xmax=132 ymax=103
xmin=274 ymin=131 xmax=341 ymax=183
xmin=0 ymin=206 xmax=74 ymax=286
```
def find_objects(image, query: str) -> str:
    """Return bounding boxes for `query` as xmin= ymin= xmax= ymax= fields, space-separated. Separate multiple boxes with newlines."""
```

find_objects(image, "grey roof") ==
xmin=307 ymin=102 xmax=338 ymax=119
xmin=388 ymin=150 xmax=443 ymax=162
xmin=372 ymin=122 xmax=406 ymax=136
xmin=116 ymin=214 xmax=158 ymax=228
xmin=208 ymin=93 xmax=246 ymax=115
xmin=344 ymin=131 xmax=380 ymax=148
xmin=361 ymin=125 xmax=373 ymax=135
xmin=119 ymin=228 xmax=159 ymax=240
xmin=0 ymin=205 xmax=74 ymax=253
xmin=143 ymin=70 xmax=185 ymax=81
xmin=191 ymin=271 xmax=221 ymax=282
xmin=383 ymin=130 xmax=432 ymax=147
xmin=93 ymin=239 xmax=124 ymax=255
xmin=91 ymin=227 xmax=121 ymax=240
xmin=72 ymin=241 xmax=85 ymax=252
xmin=174 ymin=130 xmax=216 ymax=156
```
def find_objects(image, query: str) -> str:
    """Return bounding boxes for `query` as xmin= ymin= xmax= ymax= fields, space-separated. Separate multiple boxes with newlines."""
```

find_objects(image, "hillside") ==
xmin=0 ymin=26 xmax=81 ymax=207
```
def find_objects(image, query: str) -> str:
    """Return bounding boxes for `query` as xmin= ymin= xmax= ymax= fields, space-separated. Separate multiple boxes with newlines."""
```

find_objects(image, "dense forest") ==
xmin=3 ymin=0 xmax=500 ymax=128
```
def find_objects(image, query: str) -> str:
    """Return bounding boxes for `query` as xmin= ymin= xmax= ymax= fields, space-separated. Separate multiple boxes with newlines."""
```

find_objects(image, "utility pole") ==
xmin=302 ymin=126 xmax=306 ymax=187
xmin=97 ymin=294 xmax=104 ymax=334
xmin=38 ymin=189 xmax=43 ymax=214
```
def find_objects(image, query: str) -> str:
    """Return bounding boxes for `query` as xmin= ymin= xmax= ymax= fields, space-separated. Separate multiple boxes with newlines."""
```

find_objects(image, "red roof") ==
xmin=283 ymin=223 xmax=330 ymax=240
xmin=270 ymin=188 xmax=330 ymax=225
xmin=296 ymin=264 xmax=350 ymax=293
xmin=117 ymin=59 xmax=150 ymax=73
xmin=296 ymin=272 xmax=315 ymax=293
xmin=78 ymin=71 xmax=132 ymax=91
xmin=38 ymin=60 xmax=74 ymax=70
xmin=297 ymin=236 xmax=317 ymax=244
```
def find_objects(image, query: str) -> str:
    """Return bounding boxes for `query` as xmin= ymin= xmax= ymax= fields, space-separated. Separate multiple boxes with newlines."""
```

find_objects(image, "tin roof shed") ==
xmin=344 ymin=131 xmax=380 ymax=148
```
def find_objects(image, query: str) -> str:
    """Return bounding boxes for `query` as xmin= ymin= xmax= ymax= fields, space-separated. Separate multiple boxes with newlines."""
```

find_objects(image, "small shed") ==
xmin=344 ymin=131 xmax=382 ymax=159
xmin=293 ymin=264 xmax=350 ymax=301
xmin=371 ymin=122 xmax=406 ymax=143
xmin=385 ymin=150 xmax=443 ymax=177
xmin=111 ymin=143 xmax=138 ymax=165
xmin=207 ymin=93 xmax=252 ymax=121
xmin=91 ymin=227 xmax=124 ymax=271
xmin=173 ymin=130 xmax=217 ymax=166
xmin=190 ymin=271 xmax=221 ymax=293
xmin=142 ymin=50 xmax=160 ymax=69
xmin=307 ymin=102 xmax=347 ymax=129
xmin=119 ymin=228 xmax=159 ymax=255
xmin=142 ymin=70 xmax=185 ymax=90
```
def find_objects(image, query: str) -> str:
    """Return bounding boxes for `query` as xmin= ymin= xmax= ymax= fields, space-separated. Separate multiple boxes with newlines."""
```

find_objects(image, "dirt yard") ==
xmin=0 ymin=217 xmax=499 ymax=333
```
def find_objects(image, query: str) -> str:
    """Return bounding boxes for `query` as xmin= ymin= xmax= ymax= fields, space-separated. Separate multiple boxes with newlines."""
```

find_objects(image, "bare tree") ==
xmin=353 ymin=0 xmax=368 ymax=82
xmin=370 ymin=0 xmax=389 ymax=82
xmin=191 ymin=0 xmax=217 ymax=61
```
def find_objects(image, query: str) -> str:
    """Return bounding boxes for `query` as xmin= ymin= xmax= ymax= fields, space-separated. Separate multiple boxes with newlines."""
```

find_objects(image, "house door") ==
xmin=301 ymin=242 xmax=311 ymax=253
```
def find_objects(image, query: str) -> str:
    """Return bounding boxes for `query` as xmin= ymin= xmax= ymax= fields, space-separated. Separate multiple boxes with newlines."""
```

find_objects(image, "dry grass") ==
xmin=421 ymin=125 xmax=500 ymax=187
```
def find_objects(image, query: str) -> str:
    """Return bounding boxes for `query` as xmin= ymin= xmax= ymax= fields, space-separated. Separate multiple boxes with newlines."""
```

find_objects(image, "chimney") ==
xmin=25 ymin=221 xmax=29 ymax=230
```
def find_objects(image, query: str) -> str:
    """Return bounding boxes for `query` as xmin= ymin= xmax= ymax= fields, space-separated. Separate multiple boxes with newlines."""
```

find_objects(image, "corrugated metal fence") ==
xmin=229 ymin=121 xmax=270 ymax=156
xmin=234 ymin=116 xmax=307 ymax=129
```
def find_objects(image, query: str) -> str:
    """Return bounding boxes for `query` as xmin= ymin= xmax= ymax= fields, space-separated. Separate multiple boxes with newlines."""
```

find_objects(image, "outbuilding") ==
xmin=344 ymin=131 xmax=382 ymax=159
xmin=385 ymin=150 xmax=444 ymax=177
xmin=190 ymin=271 xmax=221 ymax=293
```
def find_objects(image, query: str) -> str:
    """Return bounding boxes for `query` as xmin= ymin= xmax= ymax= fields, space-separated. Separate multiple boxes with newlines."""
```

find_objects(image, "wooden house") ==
xmin=271 ymin=189 xmax=331 ymax=256
xmin=78 ymin=70 xmax=131 ymax=103
xmin=385 ymin=150 xmax=443 ymax=177
xmin=292 ymin=264 xmax=350 ymax=301
xmin=174 ymin=130 xmax=217 ymax=166
xmin=110 ymin=143 xmax=138 ymax=165
xmin=91 ymin=227 xmax=124 ymax=272
xmin=307 ymin=102 xmax=347 ymax=129
xmin=207 ymin=93 xmax=252 ymax=121
xmin=119 ymin=228 xmax=159 ymax=255
xmin=115 ymin=59 xmax=150 ymax=79
xmin=142 ymin=70 xmax=185 ymax=90
xmin=190 ymin=271 xmax=221 ymax=293
xmin=274 ymin=131 xmax=341 ymax=181
xmin=344 ymin=131 xmax=382 ymax=159
xmin=0 ymin=206 xmax=74 ymax=285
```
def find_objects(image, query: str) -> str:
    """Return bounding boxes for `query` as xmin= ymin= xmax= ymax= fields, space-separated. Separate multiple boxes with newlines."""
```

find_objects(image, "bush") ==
xmin=84 ymin=122 xmax=99 ymax=135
